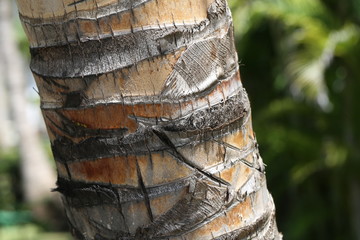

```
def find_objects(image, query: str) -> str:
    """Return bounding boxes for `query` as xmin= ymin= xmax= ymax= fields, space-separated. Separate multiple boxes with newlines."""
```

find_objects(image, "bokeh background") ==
xmin=1 ymin=0 xmax=359 ymax=239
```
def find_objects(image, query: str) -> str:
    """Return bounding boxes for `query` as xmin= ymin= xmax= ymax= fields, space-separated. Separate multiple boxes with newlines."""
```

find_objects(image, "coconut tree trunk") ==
xmin=16 ymin=0 xmax=281 ymax=239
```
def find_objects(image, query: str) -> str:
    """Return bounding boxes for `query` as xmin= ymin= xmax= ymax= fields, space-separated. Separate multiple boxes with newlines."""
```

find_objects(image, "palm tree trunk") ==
xmin=16 ymin=0 xmax=281 ymax=239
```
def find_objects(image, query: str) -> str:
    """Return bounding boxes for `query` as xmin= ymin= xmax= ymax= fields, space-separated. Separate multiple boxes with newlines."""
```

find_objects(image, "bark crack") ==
xmin=68 ymin=0 xmax=88 ymax=7
xmin=152 ymin=128 xmax=230 ymax=186
xmin=135 ymin=158 xmax=154 ymax=222
xmin=111 ymin=185 xmax=130 ymax=233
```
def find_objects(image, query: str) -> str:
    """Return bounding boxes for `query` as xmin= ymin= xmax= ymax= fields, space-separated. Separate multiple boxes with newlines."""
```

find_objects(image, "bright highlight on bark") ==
xmin=16 ymin=0 xmax=282 ymax=239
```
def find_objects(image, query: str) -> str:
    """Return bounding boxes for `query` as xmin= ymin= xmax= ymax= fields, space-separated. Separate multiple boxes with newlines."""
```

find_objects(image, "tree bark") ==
xmin=16 ymin=0 xmax=281 ymax=239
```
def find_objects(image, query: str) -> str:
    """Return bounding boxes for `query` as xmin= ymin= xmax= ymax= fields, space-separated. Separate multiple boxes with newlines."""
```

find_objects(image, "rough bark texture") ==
xmin=16 ymin=0 xmax=282 ymax=239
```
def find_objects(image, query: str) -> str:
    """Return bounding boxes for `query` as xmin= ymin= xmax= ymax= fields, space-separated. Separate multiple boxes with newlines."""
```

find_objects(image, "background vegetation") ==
xmin=0 ymin=0 xmax=359 ymax=239
xmin=230 ymin=0 xmax=360 ymax=239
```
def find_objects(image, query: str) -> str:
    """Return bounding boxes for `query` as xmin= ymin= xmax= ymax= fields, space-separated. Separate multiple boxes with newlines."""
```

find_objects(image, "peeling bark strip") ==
xmin=16 ymin=0 xmax=282 ymax=239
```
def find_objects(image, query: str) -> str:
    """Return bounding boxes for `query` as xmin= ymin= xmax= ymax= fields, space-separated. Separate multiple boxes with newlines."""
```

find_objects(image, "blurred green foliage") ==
xmin=0 ymin=224 xmax=72 ymax=240
xmin=0 ymin=149 xmax=67 ymax=240
xmin=0 ymin=211 xmax=31 ymax=226
xmin=0 ymin=149 xmax=71 ymax=239
xmin=0 ymin=149 xmax=21 ymax=211
xmin=229 ymin=0 xmax=360 ymax=239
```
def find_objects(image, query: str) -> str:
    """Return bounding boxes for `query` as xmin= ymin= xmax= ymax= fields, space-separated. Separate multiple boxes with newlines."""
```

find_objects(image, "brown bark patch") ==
xmin=66 ymin=156 xmax=139 ymax=186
